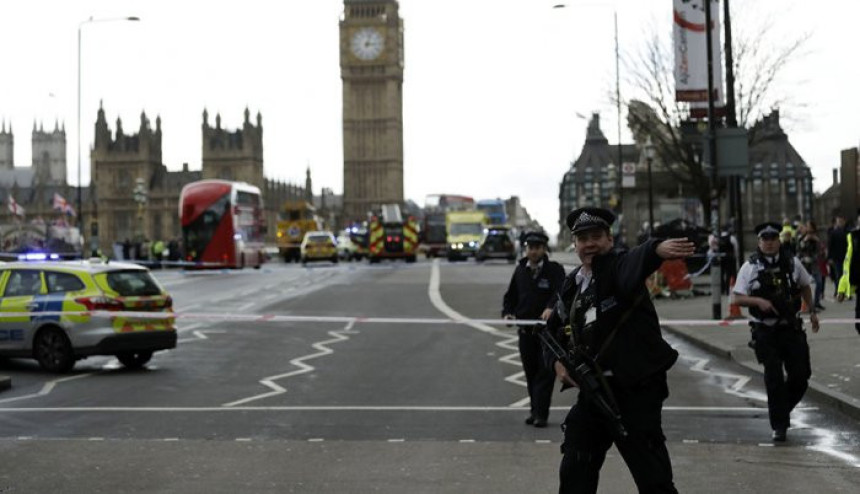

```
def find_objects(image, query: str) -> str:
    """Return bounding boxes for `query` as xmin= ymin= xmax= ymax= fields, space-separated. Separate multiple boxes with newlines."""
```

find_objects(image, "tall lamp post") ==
xmin=645 ymin=136 xmax=655 ymax=235
xmin=553 ymin=3 xmax=623 ymax=227
xmin=77 ymin=16 xmax=140 ymax=249
xmin=133 ymin=177 xmax=148 ymax=243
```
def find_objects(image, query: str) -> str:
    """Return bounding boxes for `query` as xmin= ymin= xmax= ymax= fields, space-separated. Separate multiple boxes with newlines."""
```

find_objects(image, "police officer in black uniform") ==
xmin=545 ymin=207 xmax=694 ymax=494
xmin=503 ymin=231 xmax=565 ymax=428
xmin=732 ymin=222 xmax=819 ymax=442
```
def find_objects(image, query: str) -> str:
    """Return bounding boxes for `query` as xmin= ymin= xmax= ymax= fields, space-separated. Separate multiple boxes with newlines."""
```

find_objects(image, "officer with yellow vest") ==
xmin=836 ymin=217 xmax=860 ymax=335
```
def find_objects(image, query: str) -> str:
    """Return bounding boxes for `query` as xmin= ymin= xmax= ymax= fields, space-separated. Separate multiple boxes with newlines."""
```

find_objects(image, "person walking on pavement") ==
xmin=828 ymin=214 xmax=848 ymax=298
xmin=732 ymin=222 xmax=820 ymax=442
xmin=797 ymin=221 xmax=826 ymax=311
xmin=836 ymin=212 xmax=860 ymax=335
xmin=544 ymin=207 xmax=695 ymax=493
xmin=502 ymin=231 xmax=565 ymax=428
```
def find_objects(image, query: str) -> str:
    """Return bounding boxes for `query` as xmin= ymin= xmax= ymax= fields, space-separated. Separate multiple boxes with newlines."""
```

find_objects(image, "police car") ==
xmin=0 ymin=259 xmax=176 ymax=372
xmin=300 ymin=231 xmax=338 ymax=265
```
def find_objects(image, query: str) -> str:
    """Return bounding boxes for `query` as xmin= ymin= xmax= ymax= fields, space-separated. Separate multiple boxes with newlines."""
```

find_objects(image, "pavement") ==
xmin=654 ymin=280 xmax=860 ymax=421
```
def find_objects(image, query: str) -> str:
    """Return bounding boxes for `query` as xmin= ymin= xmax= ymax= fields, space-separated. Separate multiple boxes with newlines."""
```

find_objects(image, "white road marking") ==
xmin=221 ymin=320 xmax=358 ymax=407
xmin=0 ymin=373 xmax=95 ymax=404
xmin=427 ymin=259 xmax=529 ymax=406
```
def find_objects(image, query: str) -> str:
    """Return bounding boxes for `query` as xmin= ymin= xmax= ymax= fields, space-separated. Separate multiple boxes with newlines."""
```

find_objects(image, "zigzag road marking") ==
xmin=682 ymin=355 xmax=860 ymax=468
xmin=0 ymin=373 xmax=95 ymax=405
xmin=427 ymin=259 xmax=528 ymax=407
xmin=221 ymin=320 xmax=358 ymax=407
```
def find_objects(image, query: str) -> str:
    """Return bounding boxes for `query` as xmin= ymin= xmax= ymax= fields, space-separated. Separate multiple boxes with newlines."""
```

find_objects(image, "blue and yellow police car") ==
xmin=0 ymin=259 xmax=176 ymax=372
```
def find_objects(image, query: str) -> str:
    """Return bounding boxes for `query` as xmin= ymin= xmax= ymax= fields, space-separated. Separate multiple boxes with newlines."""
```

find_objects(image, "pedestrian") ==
xmin=836 ymin=212 xmax=860 ymax=335
xmin=502 ymin=231 xmax=565 ymax=428
xmin=543 ymin=207 xmax=694 ymax=493
xmin=731 ymin=222 xmax=819 ymax=442
xmin=827 ymin=215 xmax=847 ymax=298
xmin=797 ymin=221 xmax=825 ymax=310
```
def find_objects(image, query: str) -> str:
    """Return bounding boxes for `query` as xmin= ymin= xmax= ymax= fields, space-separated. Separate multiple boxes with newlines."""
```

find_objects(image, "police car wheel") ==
xmin=33 ymin=328 xmax=75 ymax=373
xmin=116 ymin=351 xmax=153 ymax=369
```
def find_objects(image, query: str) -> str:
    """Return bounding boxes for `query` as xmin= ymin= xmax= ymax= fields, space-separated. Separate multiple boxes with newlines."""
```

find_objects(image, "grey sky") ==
xmin=0 ymin=0 xmax=856 ymax=233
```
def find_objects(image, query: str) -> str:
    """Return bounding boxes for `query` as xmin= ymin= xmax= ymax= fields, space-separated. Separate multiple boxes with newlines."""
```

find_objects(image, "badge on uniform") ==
xmin=584 ymin=307 xmax=597 ymax=325
xmin=538 ymin=278 xmax=550 ymax=289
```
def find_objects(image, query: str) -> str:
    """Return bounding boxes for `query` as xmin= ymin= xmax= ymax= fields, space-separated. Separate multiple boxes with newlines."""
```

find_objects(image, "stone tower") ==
xmin=91 ymin=103 xmax=164 ymax=245
xmin=0 ymin=121 xmax=13 ymax=170
xmin=32 ymin=120 xmax=67 ymax=185
xmin=201 ymin=108 xmax=264 ymax=189
xmin=340 ymin=0 xmax=405 ymax=222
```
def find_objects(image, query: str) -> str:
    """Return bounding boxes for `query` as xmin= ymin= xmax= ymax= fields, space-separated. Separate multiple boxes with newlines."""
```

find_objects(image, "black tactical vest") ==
xmin=748 ymin=250 xmax=801 ymax=322
xmin=571 ymin=275 xmax=598 ymax=352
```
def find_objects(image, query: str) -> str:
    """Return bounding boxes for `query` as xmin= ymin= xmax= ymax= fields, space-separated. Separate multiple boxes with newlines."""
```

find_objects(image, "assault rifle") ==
xmin=537 ymin=328 xmax=628 ymax=439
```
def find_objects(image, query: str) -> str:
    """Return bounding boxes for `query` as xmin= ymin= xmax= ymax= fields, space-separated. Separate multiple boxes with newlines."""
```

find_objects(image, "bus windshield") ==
xmin=183 ymin=192 xmax=230 ymax=261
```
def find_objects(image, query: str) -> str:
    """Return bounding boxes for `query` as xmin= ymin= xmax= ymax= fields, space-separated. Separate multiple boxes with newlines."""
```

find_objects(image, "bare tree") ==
xmin=621 ymin=3 xmax=809 ymax=226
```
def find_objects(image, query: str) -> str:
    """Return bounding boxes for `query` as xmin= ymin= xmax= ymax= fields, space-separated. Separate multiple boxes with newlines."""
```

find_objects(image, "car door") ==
xmin=0 ymin=269 xmax=45 ymax=351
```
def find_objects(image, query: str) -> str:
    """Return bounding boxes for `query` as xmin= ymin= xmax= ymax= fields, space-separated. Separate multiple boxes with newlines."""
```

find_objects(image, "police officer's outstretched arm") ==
xmin=614 ymin=237 xmax=696 ymax=298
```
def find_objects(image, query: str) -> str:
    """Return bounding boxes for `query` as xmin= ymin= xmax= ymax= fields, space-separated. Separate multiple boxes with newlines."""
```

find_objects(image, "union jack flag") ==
xmin=52 ymin=193 xmax=76 ymax=216
xmin=7 ymin=195 xmax=25 ymax=217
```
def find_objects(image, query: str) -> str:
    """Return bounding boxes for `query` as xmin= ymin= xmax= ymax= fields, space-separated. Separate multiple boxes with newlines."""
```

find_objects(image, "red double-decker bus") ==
xmin=179 ymin=180 xmax=266 ymax=269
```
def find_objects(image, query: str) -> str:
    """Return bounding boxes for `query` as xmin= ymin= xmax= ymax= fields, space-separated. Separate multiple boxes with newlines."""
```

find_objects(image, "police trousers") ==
xmin=559 ymin=372 xmax=677 ymax=494
xmin=518 ymin=327 xmax=555 ymax=421
xmin=751 ymin=323 xmax=811 ymax=431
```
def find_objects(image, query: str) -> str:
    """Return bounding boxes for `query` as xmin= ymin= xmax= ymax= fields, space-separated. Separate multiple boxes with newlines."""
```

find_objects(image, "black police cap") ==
xmin=755 ymin=222 xmax=781 ymax=237
xmin=566 ymin=207 xmax=615 ymax=234
xmin=524 ymin=231 xmax=549 ymax=245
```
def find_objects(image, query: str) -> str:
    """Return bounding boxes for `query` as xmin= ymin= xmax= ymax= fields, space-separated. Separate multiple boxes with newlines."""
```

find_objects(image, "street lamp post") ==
xmin=645 ymin=136 xmax=655 ymax=236
xmin=133 ymin=177 xmax=148 ymax=243
xmin=553 ymin=3 xmax=623 ymax=230
xmin=77 ymin=16 xmax=139 ymax=252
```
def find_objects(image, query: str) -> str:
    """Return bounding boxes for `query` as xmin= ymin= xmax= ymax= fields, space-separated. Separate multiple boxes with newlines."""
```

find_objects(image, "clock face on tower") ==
xmin=350 ymin=27 xmax=385 ymax=61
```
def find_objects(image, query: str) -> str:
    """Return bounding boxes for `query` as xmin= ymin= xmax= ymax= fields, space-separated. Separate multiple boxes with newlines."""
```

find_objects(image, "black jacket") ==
xmin=545 ymin=238 xmax=678 ymax=387
xmin=502 ymin=255 xmax=565 ymax=321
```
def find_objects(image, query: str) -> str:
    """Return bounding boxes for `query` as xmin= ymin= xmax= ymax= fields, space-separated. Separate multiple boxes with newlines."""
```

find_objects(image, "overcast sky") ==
xmin=1 ymin=0 xmax=857 ymax=234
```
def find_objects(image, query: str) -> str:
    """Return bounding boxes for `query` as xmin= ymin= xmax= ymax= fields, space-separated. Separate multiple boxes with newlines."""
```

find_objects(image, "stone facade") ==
xmin=340 ymin=0 xmax=405 ymax=224
xmin=559 ymin=110 xmax=815 ymax=250
xmin=1 ymin=105 xmax=312 ymax=253
xmin=557 ymin=114 xmax=637 ymax=248
xmin=89 ymin=104 xmax=308 ymax=250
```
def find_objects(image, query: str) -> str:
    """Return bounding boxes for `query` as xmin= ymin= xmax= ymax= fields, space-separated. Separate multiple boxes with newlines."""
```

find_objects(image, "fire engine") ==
xmin=367 ymin=204 xmax=418 ymax=264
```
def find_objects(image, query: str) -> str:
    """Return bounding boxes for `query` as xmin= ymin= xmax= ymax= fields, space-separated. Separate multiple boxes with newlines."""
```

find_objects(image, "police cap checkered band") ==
xmin=566 ymin=207 xmax=615 ymax=234
xmin=755 ymin=222 xmax=781 ymax=237
xmin=524 ymin=231 xmax=549 ymax=245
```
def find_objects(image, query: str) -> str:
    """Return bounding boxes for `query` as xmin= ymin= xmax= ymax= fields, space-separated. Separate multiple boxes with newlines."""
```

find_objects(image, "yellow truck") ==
xmin=446 ymin=210 xmax=487 ymax=261
xmin=276 ymin=200 xmax=322 ymax=262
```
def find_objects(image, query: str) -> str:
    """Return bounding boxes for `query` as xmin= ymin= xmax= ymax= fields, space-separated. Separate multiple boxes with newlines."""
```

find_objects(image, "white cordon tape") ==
xmin=0 ymin=312 xmax=849 ymax=326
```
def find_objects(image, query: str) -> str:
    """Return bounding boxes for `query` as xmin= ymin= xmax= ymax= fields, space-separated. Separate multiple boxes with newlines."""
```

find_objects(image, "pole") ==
xmin=705 ymin=0 xmax=721 ymax=319
xmin=77 ymin=22 xmax=83 ymax=238
xmin=647 ymin=156 xmax=654 ymax=234
xmin=614 ymin=11 xmax=624 ymax=234
xmin=723 ymin=0 xmax=743 ymax=260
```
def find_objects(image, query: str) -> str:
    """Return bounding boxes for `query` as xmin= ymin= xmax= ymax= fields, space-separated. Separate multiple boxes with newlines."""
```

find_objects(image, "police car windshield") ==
xmin=307 ymin=234 xmax=332 ymax=243
xmin=105 ymin=271 xmax=162 ymax=296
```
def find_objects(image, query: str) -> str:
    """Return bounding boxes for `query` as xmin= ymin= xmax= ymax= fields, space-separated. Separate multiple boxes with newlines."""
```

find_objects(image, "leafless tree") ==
xmin=621 ymin=2 xmax=809 ymax=226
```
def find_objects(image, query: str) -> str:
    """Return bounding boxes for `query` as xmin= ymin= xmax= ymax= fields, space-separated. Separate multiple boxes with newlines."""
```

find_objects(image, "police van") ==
xmin=0 ymin=259 xmax=176 ymax=372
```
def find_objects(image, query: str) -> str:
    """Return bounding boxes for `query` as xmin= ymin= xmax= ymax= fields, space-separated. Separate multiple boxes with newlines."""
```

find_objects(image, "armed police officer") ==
xmin=503 ymin=231 xmax=565 ymax=428
xmin=732 ymin=222 xmax=820 ymax=442
xmin=543 ymin=207 xmax=694 ymax=494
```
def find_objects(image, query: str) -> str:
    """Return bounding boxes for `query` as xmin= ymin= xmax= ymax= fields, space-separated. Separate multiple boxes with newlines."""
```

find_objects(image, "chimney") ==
xmin=833 ymin=168 xmax=839 ymax=186
xmin=182 ymin=162 xmax=189 ymax=172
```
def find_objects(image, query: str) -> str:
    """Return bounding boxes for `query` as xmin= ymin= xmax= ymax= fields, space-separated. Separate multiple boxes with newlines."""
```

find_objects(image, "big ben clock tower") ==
xmin=340 ymin=0 xmax=404 ymax=222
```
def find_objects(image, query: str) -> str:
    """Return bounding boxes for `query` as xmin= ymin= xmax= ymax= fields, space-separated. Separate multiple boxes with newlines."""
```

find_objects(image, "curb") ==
xmin=0 ymin=376 xmax=10 ymax=392
xmin=662 ymin=324 xmax=860 ymax=422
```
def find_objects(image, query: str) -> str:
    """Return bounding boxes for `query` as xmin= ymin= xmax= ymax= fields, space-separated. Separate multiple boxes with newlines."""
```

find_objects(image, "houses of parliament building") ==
xmin=0 ymin=104 xmax=312 ymax=251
